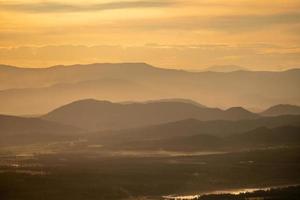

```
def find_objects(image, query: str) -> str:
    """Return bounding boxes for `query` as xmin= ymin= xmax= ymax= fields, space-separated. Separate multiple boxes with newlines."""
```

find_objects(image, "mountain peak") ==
xmin=262 ymin=104 xmax=300 ymax=116
xmin=69 ymin=98 xmax=111 ymax=105
xmin=226 ymin=107 xmax=250 ymax=112
xmin=225 ymin=107 xmax=258 ymax=119
xmin=142 ymin=98 xmax=206 ymax=108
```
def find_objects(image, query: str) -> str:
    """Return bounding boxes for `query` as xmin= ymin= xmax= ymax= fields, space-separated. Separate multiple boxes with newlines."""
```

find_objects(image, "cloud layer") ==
xmin=0 ymin=1 xmax=175 ymax=13
xmin=0 ymin=0 xmax=299 ymax=69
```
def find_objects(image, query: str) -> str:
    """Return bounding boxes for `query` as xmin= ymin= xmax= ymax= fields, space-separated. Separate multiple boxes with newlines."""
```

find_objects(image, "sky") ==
xmin=0 ymin=0 xmax=300 ymax=70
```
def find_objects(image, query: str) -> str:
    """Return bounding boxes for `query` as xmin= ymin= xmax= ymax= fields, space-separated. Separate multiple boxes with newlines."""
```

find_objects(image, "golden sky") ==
xmin=0 ymin=0 xmax=300 ymax=69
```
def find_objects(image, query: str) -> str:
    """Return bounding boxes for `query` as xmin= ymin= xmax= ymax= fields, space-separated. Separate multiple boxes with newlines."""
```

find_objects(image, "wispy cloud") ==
xmin=0 ymin=0 xmax=176 ymax=13
xmin=209 ymin=12 xmax=300 ymax=32
xmin=124 ymin=12 xmax=300 ymax=32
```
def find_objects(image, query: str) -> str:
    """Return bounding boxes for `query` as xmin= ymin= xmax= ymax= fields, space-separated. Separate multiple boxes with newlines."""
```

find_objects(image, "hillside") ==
xmin=229 ymin=126 xmax=300 ymax=148
xmin=0 ymin=115 xmax=81 ymax=145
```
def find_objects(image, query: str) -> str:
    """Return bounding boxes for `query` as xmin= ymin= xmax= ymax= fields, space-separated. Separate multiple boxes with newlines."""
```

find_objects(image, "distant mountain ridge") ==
xmin=141 ymin=98 xmax=206 ymax=108
xmin=1 ymin=104 xmax=300 ymax=149
xmin=262 ymin=104 xmax=300 ymax=116
xmin=43 ymin=99 xmax=259 ymax=131
xmin=203 ymin=65 xmax=248 ymax=72
xmin=1 ymin=62 xmax=300 ymax=115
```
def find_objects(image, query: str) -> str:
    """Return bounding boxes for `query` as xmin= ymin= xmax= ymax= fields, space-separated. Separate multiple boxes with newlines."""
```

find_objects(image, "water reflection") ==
xmin=107 ymin=150 xmax=225 ymax=157
xmin=163 ymin=185 xmax=300 ymax=200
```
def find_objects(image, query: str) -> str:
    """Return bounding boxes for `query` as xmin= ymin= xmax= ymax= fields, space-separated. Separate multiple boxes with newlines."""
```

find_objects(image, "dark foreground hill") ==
xmin=93 ymin=114 xmax=300 ymax=139
xmin=96 ymin=125 xmax=300 ymax=151
xmin=82 ymin=114 xmax=300 ymax=151
xmin=43 ymin=99 xmax=259 ymax=131
xmin=228 ymin=126 xmax=300 ymax=148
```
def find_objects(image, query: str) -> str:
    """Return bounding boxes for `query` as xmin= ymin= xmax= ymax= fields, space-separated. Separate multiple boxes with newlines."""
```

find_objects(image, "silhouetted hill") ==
xmin=142 ymin=98 xmax=206 ymax=108
xmin=229 ymin=126 xmax=300 ymax=147
xmin=163 ymin=126 xmax=300 ymax=151
xmin=153 ymin=115 xmax=299 ymax=138
xmin=149 ymin=125 xmax=300 ymax=151
xmin=0 ymin=63 xmax=300 ymax=115
xmin=43 ymin=99 xmax=258 ymax=131
xmin=225 ymin=107 xmax=258 ymax=120
xmin=97 ymin=123 xmax=300 ymax=151
xmin=0 ymin=114 xmax=81 ymax=146
xmin=90 ymin=115 xmax=300 ymax=149
xmin=262 ymin=104 xmax=300 ymax=116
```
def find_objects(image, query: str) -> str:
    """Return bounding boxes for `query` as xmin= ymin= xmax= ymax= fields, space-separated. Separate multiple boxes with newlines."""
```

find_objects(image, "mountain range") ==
xmin=90 ymin=118 xmax=300 ymax=151
xmin=42 ymin=99 xmax=259 ymax=131
xmin=0 ymin=63 xmax=300 ymax=115
xmin=1 ymin=98 xmax=300 ymax=150
xmin=91 ymin=114 xmax=300 ymax=141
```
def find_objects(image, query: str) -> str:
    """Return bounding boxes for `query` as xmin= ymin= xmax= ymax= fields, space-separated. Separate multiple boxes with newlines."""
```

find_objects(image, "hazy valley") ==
xmin=0 ymin=63 xmax=300 ymax=200
xmin=2 ymin=0 xmax=300 ymax=198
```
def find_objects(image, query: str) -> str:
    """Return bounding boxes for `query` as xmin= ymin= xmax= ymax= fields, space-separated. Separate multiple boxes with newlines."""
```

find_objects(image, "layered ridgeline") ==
xmin=88 ymin=115 xmax=300 ymax=151
xmin=42 ymin=99 xmax=259 ymax=131
xmin=40 ymin=98 xmax=300 ymax=151
xmin=1 ymin=98 xmax=300 ymax=150
xmin=95 ymin=126 xmax=300 ymax=151
xmin=0 ymin=63 xmax=300 ymax=115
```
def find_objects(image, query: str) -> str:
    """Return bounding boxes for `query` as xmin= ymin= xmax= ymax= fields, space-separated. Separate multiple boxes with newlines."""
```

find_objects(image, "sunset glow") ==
xmin=1 ymin=0 xmax=300 ymax=69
